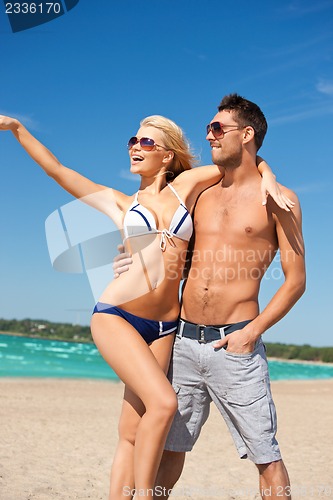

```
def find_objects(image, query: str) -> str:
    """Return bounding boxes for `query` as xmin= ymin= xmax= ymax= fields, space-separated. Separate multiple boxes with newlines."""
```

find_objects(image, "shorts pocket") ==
xmin=224 ymin=349 xmax=256 ymax=359
xmin=172 ymin=384 xmax=193 ymax=410
xmin=224 ymin=352 xmax=262 ymax=388
xmin=226 ymin=379 xmax=267 ymax=406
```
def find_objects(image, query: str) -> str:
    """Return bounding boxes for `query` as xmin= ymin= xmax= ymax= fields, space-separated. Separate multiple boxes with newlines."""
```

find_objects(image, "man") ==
xmin=116 ymin=94 xmax=306 ymax=499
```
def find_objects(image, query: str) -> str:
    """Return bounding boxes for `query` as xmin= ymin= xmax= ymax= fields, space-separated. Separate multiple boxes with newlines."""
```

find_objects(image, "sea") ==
xmin=1 ymin=334 xmax=333 ymax=381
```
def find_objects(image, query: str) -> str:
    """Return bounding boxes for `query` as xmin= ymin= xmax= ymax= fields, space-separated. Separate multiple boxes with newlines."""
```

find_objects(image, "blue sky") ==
xmin=0 ymin=0 xmax=332 ymax=346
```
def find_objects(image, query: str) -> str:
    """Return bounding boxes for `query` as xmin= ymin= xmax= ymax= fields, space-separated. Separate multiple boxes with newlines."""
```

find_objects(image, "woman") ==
xmin=0 ymin=114 xmax=293 ymax=499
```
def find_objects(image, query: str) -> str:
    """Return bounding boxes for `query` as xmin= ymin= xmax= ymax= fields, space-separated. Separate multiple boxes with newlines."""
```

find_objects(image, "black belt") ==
xmin=177 ymin=318 xmax=252 ymax=343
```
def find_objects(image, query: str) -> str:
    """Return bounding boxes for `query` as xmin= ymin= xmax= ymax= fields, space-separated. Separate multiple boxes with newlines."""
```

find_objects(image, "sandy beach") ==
xmin=1 ymin=378 xmax=332 ymax=500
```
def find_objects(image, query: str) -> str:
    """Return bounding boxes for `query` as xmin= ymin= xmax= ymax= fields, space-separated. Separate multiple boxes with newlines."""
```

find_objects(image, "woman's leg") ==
xmin=91 ymin=313 xmax=177 ymax=499
xmin=109 ymin=335 xmax=174 ymax=499
xmin=109 ymin=387 xmax=144 ymax=498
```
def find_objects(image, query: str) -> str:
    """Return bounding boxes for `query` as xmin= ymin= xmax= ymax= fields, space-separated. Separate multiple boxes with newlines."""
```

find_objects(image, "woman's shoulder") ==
xmin=98 ymin=186 xmax=136 ymax=213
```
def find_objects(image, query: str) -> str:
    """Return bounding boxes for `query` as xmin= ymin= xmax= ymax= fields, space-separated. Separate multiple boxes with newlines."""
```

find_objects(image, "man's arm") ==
xmin=249 ymin=195 xmax=305 ymax=331
xmin=214 ymin=191 xmax=306 ymax=352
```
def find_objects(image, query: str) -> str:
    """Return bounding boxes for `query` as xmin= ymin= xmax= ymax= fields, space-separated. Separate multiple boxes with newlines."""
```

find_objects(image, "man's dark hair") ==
xmin=218 ymin=93 xmax=267 ymax=150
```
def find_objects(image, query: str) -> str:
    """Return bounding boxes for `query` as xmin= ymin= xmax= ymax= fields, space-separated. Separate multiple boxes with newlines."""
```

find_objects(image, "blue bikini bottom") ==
xmin=92 ymin=302 xmax=178 ymax=344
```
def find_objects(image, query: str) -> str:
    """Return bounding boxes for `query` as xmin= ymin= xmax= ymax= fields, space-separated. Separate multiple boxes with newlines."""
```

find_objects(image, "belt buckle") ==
xmin=196 ymin=324 xmax=207 ymax=343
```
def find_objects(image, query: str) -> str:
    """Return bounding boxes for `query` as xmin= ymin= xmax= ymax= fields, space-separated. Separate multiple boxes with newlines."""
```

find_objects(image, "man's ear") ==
xmin=243 ymin=126 xmax=255 ymax=144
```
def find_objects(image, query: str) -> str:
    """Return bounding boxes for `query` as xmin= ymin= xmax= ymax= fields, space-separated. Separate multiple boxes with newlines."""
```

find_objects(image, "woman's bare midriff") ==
xmin=99 ymin=235 xmax=188 ymax=322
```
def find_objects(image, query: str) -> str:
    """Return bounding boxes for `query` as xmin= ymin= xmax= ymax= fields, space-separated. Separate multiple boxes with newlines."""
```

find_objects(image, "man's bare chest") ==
xmin=194 ymin=187 xmax=275 ymax=242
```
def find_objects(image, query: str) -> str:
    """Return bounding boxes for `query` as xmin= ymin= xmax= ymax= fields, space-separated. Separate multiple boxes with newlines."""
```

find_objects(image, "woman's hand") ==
xmin=261 ymin=171 xmax=295 ymax=211
xmin=0 ymin=115 xmax=19 ymax=131
xmin=256 ymin=156 xmax=295 ymax=211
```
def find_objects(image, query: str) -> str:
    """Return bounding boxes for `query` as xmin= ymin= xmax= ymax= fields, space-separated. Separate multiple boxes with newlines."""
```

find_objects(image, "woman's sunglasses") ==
xmin=127 ymin=136 xmax=166 ymax=152
xmin=206 ymin=122 xmax=242 ymax=138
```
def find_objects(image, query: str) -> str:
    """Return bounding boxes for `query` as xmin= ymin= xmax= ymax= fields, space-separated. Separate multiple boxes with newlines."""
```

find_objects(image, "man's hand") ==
xmin=113 ymin=244 xmax=133 ymax=278
xmin=213 ymin=327 xmax=257 ymax=353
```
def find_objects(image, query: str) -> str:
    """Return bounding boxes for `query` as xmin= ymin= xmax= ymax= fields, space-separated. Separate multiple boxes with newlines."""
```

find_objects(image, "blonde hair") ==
xmin=140 ymin=115 xmax=196 ymax=181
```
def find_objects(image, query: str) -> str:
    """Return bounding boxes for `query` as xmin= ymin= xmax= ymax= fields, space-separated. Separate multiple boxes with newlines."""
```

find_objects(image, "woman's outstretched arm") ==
xmin=0 ymin=115 xmax=127 ymax=224
xmin=0 ymin=115 xmax=110 ymax=199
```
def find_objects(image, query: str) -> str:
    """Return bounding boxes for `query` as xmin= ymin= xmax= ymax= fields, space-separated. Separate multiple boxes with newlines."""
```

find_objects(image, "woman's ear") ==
xmin=162 ymin=150 xmax=175 ymax=164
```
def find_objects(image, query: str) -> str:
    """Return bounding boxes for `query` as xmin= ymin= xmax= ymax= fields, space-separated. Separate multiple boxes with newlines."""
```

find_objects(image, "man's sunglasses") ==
xmin=127 ymin=136 xmax=166 ymax=151
xmin=206 ymin=122 xmax=242 ymax=138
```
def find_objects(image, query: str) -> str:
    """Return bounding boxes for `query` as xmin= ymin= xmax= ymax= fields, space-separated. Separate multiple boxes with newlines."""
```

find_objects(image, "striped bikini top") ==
xmin=123 ymin=183 xmax=193 ymax=251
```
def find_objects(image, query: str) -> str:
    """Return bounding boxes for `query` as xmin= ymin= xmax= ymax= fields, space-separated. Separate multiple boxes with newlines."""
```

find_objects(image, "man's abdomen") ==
xmin=181 ymin=263 xmax=261 ymax=325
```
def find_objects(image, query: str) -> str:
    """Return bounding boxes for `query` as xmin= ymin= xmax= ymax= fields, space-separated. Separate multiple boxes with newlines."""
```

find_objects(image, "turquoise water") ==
xmin=1 ymin=334 xmax=333 ymax=381
xmin=0 ymin=334 xmax=118 ymax=380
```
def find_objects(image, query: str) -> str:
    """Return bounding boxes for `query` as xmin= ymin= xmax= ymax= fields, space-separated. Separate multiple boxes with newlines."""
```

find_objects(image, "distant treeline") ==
xmin=0 ymin=318 xmax=92 ymax=343
xmin=1 ymin=318 xmax=333 ymax=362
xmin=265 ymin=342 xmax=333 ymax=363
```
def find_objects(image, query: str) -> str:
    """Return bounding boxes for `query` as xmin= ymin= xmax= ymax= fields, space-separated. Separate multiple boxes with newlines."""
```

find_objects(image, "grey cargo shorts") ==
xmin=165 ymin=319 xmax=282 ymax=464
